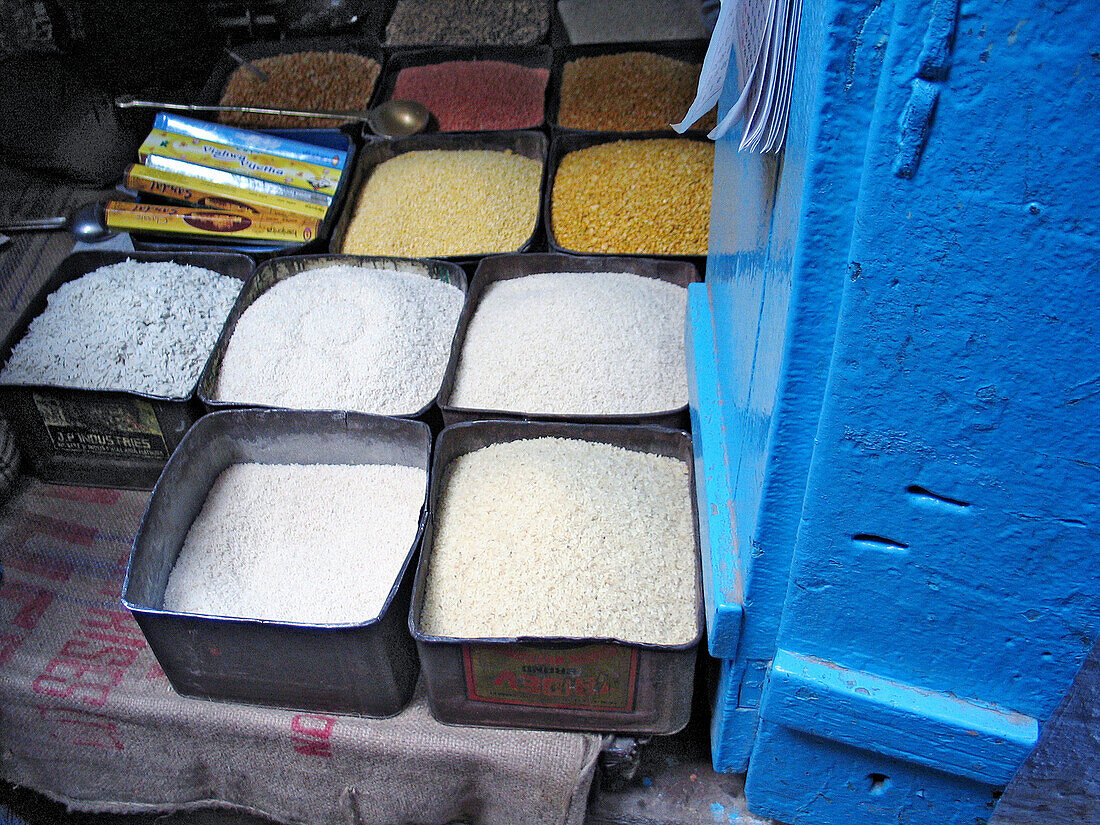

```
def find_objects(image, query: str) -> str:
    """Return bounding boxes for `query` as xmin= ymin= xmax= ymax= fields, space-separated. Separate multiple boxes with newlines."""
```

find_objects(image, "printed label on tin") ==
xmin=33 ymin=393 xmax=169 ymax=460
xmin=463 ymin=643 xmax=638 ymax=712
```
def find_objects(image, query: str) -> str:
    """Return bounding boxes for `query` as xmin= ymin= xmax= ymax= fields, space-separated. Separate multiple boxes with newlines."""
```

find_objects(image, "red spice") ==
xmin=391 ymin=60 xmax=549 ymax=132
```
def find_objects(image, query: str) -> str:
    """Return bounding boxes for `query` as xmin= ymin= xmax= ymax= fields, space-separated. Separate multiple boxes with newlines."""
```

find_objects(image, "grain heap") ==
xmin=420 ymin=437 xmax=698 ymax=645
xmin=214 ymin=264 xmax=464 ymax=415
xmin=391 ymin=60 xmax=549 ymax=132
xmin=450 ymin=272 xmax=688 ymax=415
xmin=557 ymin=52 xmax=716 ymax=132
xmin=0 ymin=260 xmax=241 ymax=397
xmin=342 ymin=149 xmax=542 ymax=258
xmin=218 ymin=51 xmax=382 ymax=128
xmin=164 ymin=462 xmax=426 ymax=624
xmin=551 ymin=139 xmax=713 ymax=255
xmin=385 ymin=0 xmax=549 ymax=46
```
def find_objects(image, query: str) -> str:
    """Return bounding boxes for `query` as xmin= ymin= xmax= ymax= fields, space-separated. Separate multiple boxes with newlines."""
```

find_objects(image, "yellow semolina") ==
xmin=341 ymin=149 xmax=542 ymax=258
xmin=551 ymin=139 xmax=714 ymax=256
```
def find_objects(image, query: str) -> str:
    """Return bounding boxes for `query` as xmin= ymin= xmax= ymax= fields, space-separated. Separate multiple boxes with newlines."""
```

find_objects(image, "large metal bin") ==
xmin=543 ymin=131 xmax=709 ymax=268
xmin=410 ymin=419 xmax=704 ymax=734
xmin=196 ymin=253 xmax=466 ymax=420
xmin=330 ymin=130 xmax=548 ymax=262
xmin=0 ymin=250 xmax=252 ymax=489
xmin=122 ymin=408 xmax=429 ymax=716
xmin=437 ymin=252 xmax=699 ymax=428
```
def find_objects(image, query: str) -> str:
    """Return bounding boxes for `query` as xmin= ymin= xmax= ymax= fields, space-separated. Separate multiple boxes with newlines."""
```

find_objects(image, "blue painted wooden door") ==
xmin=690 ymin=0 xmax=1100 ymax=822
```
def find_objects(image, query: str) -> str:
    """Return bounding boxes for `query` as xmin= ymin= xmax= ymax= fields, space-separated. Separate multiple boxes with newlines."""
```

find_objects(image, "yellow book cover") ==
xmin=138 ymin=129 xmax=342 ymax=197
xmin=104 ymin=201 xmax=318 ymax=244
xmin=123 ymin=164 xmax=329 ymax=221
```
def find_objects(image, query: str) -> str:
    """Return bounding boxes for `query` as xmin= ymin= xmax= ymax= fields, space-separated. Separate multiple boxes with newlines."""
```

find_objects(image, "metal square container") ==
xmin=437 ymin=252 xmax=699 ymax=428
xmin=194 ymin=36 xmax=386 ymax=132
xmin=197 ymin=253 xmax=466 ymax=420
xmin=0 ymin=250 xmax=253 ymax=489
xmin=410 ymin=419 xmax=704 ymax=734
xmin=372 ymin=46 xmax=553 ymax=135
xmin=547 ymin=40 xmax=711 ymax=134
xmin=330 ymin=130 xmax=548 ymax=262
xmin=543 ymin=131 xmax=709 ymax=268
xmin=122 ymin=408 xmax=430 ymax=716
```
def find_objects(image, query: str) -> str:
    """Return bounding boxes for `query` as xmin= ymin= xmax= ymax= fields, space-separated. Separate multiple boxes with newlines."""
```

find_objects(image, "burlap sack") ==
xmin=0 ymin=481 xmax=601 ymax=825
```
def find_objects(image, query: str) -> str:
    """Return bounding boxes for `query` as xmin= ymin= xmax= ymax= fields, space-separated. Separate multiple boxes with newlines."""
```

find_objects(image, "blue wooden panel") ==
xmin=761 ymin=650 xmax=1037 ymax=786
xmin=776 ymin=0 xmax=1100 ymax=722
xmin=696 ymin=0 xmax=893 ymax=770
xmin=746 ymin=721 xmax=1003 ymax=825
xmin=686 ymin=284 xmax=743 ymax=658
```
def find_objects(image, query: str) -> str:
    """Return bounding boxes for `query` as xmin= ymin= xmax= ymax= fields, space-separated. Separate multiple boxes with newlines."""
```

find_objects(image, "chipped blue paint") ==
xmin=687 ymin=284 xmax=744 ymax=658
xmin=761 ymin=650 xmax=1038 ymax=785
xmin=697 ymin=0 xmax=893 ymax=772
xmin=694 ymin=0 xmax=1100 ymax=819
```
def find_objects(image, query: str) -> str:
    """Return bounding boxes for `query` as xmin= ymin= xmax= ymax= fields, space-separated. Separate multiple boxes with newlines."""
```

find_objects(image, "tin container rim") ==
xmin=122 ymin=407 xmax=432 ymax=632
xmin=436 ymin=252 xmax=700 ymax=425
xmin=331 ymin=130 xmax=548 ymax=261
xmin=0 ymin=249 xmax=254 ymax=403
xmin=371 ymin=44 xmax=553 ymax=137
xmin=543 ymin=131 xmax=712 ymax=261
xmin=196 ymin=252 xmax=468 ymax=418
xmin=409 ymin=418 xmax=705 ymax=651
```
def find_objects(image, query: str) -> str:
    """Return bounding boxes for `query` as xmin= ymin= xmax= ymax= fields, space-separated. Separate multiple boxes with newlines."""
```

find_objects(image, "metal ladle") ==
xmin=114 ymin=96 xmax=432 ymax=139
xmin=0 ymin=202 xmax=115 ymax=243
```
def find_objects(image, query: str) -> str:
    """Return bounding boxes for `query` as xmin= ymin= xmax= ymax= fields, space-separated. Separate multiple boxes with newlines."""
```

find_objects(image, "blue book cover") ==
xmin=153 ymin=113 xmax=347 ymax=170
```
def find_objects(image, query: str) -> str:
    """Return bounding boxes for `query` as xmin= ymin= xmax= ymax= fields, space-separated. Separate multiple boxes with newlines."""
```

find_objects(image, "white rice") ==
xmin=0 ymin=259 xmax=241 ymax=396
xmin=214 ymin=265 xmax=464 ymax=415
xmin=420 ymin=437 xmax=698 ymax=645
xmin=449 ymin=271 xmax=688 ymax=415
xmin=163 ymin=462 xmax=426 ymax=624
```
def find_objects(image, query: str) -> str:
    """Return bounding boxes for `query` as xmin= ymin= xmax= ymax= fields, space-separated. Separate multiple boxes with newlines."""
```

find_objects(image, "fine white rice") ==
xmin=420 ymin=437 xmax=698 ymax=645
xmin=449 ymin=271 xmax=688 ymax=414
xmin=163 ymin=462 xmax=426 ymax=624
xmin=0 ymin=259 xmax=241 ymax=396
xmin=213 ymin=265 xmax=464 ymax=415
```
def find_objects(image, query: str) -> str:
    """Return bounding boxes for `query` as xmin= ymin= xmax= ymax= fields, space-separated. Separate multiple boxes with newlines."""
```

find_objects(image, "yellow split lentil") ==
xmin=341 ymin=149 xmax=542 ymax=258
xmin=551 ymin=139 xmax=713 ymax=255
xmin=557 ymin=51 xmax=717 ymax=132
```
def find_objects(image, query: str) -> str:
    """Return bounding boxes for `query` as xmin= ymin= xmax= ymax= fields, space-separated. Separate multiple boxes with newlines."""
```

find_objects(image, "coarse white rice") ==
xmin=419 ymin=437 xmax=698 ymax=645
xmin=449 ymin=271 xmax=688 ymax=414
xmin=213 ymin=265 xmax=464 ymax=415
xmin=0 ymin=259 xmax=241 ymax=397
xmin=163 ymin=462 xmax=426 ymax=624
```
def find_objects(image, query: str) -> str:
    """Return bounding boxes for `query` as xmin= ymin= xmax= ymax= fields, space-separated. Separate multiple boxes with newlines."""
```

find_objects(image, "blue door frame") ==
xmin=689 ymin=0 xmax=1100 ymax=822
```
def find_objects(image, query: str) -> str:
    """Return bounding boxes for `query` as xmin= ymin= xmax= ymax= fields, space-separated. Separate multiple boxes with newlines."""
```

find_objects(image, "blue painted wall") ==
xmin=701 ymin=0 xmax=893 ymax=769
xmin=698 ymin=0 xmax=1100 ymax=813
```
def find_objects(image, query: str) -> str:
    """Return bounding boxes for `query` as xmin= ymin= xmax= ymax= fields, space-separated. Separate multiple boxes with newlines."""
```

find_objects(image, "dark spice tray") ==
xmin=194 ymin=36 xmax=386 ymax=133
xmin=373 ymin=45 xmax=553 ymax=135
xmin=547 ymin=40 xmax=712 ymax=134
xmin=437 ymin=252 xmax=699 ymax=429
xmin=330 ymin=130 xmax=548 ymax=261
xmin=197 ymin=253 xmax=467 ymax=420
xmin=382 ymin=0 xmax=551 ymax=50
xmin=543 ymin=131 xmax=711 ymax=266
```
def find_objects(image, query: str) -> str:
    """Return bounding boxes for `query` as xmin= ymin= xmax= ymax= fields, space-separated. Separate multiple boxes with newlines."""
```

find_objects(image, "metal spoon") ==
xmin=224 ymin=48 xmax=270 ymax=82
xmin=0 ymin=202 xmax=115 ymax=243
xmin=115 ymin=96 xmax=431 ymax=139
